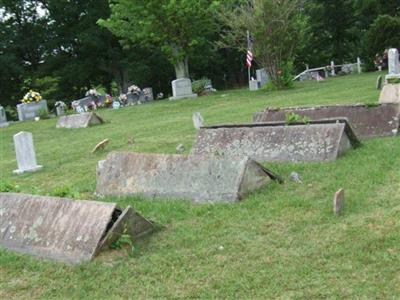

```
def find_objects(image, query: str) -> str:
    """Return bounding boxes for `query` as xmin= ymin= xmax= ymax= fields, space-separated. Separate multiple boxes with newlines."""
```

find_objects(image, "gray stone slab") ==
xmin=13 ymin=131 xmax=42 ymax=174
xmin=253 ymin=103 xmax=400 ymax=139
xmin=191 ymin=119 xmax=361 ymax=162
xmin=56 ymin=112 xmax=104 ymax=129
xmin=0 ymin=193 xmax=154 ymax=264
xmin=16 ymin=100 xmax=48 ymax=121
xmin=96 ymin=152 xmax=280 ymax=203
xmin=256 ymin=68 xmax=269 ymax=87
xmin=0 ymin=105 xmax=8 ymax=127
xmin=388 ymin=48 xmax=399 ymax=75
xmin=170 ymin=78 xmax=197 ymax=100
xmin=379 ymin=84 xmax=400 ymax=104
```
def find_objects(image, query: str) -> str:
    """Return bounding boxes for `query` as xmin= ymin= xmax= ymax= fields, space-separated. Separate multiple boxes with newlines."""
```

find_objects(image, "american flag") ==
xmin=246 ymin=33 xmax=253 ymax=68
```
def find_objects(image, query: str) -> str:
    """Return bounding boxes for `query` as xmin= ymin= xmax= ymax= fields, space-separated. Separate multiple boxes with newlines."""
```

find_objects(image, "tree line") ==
xmin=0 ymin=0 xmax=399 ymax=109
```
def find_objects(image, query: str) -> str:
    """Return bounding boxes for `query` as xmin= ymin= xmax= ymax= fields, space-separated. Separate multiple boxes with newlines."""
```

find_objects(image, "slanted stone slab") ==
xmin=96 ymin=152 xmax=280 ymax=203
xmin=191 ymin=119 xmax=360 ymax=162
xmin=56 ymin=112 xmax=104 ymax=129
xmin=0 ymin=193 xmax=153 ymax=264
xmin=379 ymin=84 xmax=400 ymax=104
xmin=253 ymin=103 xmax=400 ymax=139
xmin=91 ymin=139 xmax=110 ymax=153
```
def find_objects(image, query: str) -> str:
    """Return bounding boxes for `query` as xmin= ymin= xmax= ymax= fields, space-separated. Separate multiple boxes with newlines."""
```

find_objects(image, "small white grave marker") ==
xmin=192 ymin=112 xmax=204 ymax=130
xmin=13 ymin=131 xmax=42 ymax=174
xmin=333 ymin=188 xmax=344 ymax=215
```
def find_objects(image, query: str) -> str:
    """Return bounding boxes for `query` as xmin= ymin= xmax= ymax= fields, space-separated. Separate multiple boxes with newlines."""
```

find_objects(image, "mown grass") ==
xmin=0 ymin=72 xmax=399 ymax=299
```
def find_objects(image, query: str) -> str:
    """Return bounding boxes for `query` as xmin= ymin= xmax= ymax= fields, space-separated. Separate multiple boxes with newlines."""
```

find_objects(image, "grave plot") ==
xmin=56 ymin=112 xmax=104 ymax=129
xmin=96 ymin=152 xmax=281 ymax=203
xmin=253 ymin=103 xmax=400 ymax=139
xmin=0 ymin=193 xmax=154 ymax=264
xmin=191 ymin=119 xmax=361 ymax=162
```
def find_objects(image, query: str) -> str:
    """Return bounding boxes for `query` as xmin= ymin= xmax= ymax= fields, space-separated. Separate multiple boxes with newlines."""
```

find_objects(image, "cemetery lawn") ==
xmin=1 ymin=72 xmax=400 ymax=299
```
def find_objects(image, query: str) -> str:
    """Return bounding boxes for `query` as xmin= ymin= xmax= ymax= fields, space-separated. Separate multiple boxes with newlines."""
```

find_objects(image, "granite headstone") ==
xmin=170 ymin=78 xmax=197 ymax=100
xmin=13 ymin=131 xmax=42 ymax=174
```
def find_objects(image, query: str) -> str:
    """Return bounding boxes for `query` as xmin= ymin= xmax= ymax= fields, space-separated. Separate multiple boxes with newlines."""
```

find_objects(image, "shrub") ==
xmin=38 ymin=108 xmax=50 ymax=119
xmin=192 ymin=77 xmax=212 ymax=95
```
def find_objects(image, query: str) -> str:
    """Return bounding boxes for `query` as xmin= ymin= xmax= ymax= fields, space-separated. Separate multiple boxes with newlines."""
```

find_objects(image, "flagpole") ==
xmin=247 ymin=30 xmax=251 ymax=83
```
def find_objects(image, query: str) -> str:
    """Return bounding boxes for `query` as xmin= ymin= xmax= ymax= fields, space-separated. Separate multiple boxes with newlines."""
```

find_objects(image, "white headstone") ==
xmin=249 ymin=80 xmax=259 ymax=91
xmin=170 ymin=78 xmax=198 ymax=100
xmin=192 ymin=112 xmax=204 ymax=130
xmin=388 ymin=48 xmax=399 ymax=75
xmin=0 ymin=105 xmax=8 ymax=128
xmin=13 ymin=131 xmax=42 ymax=174
xmin=256 ymin=69 xmax=269 ymax=87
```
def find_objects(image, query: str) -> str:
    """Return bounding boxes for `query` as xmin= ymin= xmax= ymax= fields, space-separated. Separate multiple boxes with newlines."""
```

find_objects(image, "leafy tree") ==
xmin=99 ymin=0 xmax=219 ymax=79
xmin=217 ymin=0 xmax=307 ymax=88
xmin=366 ymin=15 xmax=400 ymax=57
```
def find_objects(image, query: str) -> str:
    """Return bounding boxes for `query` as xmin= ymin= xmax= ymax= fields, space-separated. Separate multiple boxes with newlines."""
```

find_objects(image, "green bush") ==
xmin=38 ymin=108 xmax=50 ymax=119
xmin=192 ymin=77 xmax=211 ymax=95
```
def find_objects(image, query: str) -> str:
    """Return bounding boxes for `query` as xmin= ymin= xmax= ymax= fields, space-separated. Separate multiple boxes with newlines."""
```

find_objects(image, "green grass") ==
xmin=1 ymin=72 xmax=399 ymax=299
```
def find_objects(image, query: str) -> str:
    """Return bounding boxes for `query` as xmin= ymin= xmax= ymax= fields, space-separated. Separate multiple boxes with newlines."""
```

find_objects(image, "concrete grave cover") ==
xmin=191 ymin=119 xmax=361 ymax=162
xmin=0 ymin=193 xmax=153 ymax=264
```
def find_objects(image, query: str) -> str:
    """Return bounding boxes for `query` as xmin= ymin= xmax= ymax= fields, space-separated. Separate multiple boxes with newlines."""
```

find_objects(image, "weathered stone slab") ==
xmin=56 ymin=112 xmax=104 ymax=129
xmin=191 ymin=119 xmax=360 ymax=162
xmin=253 ymin=103 xmax=400 ymax=139
xmin=379 ymin=84 xmax=400 ymax=104
xmin=0 ymin=193 xmax=153 ymax=264
xmin=96 ymin=152 xmax=280 ymax=203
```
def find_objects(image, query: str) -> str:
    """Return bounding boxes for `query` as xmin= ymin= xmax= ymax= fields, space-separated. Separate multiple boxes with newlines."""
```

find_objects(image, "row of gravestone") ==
xmin=5 ymin=100 xmax=399 ymax=265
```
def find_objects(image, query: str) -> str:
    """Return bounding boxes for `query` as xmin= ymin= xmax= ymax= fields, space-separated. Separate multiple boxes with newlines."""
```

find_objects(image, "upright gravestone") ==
xmin=16 ymin=100 xmax=48 ymax=121
xmin=256 ymin=69 xmax=269 ymax=87
xmin=170 ymin=78 xmax=198 ymax=100
xmin=192 ymin=112 xmax=204 ymax=130
xmin=249 ymin=80 xmax=259 ymax=91
xmin=380 ymin=48 xmax=400 ymax=103
xmin=0 ymin=105 xmax=9 ymax=128
xmin=388 ymin=48 xmax=400 ymax=76
xmin=13 ymin=131 xmax=42 ymax=174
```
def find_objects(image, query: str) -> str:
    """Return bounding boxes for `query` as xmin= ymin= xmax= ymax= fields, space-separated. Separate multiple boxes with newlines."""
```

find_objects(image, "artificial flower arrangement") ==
xmin=21 ymin=90 xmax=42 ymax=104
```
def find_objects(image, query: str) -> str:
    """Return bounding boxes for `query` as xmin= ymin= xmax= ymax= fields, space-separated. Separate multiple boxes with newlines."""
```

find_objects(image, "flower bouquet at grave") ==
xmin=85 ymin=88 xmax=100 ymax=97
xmin=104 ymin=94 xmax=113 ymax=107
xmin=21 ymin=90 xmax=42 ymax=104
xmin=127 ymin=85 xmax=141 ymax=95
xmin=119 ymin=93 xmax=127 ymax=106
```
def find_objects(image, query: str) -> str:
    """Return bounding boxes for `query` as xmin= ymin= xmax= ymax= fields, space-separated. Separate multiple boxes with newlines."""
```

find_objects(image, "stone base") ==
xmin=379 ymin=84 xmax=400 ymax=104
xmin=0 ymin=122 xmax=9 ymax=128
xmin=169 ymin=94 xmax=198 ymax=101
xmin=13 ymin=165 xmax=42 ymax=174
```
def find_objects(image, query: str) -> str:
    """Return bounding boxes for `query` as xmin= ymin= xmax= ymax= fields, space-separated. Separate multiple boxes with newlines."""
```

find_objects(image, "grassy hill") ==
xmin=1 ymin=72 xmax=399 ymax=298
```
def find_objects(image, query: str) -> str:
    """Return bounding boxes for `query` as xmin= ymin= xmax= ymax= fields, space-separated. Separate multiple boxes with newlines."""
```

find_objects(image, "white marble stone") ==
xmin=249 ymin=80 xmax=259 ymax=91
xmin=170 ymin=78 xmax=197 ymax=100
xmin=256 ymin=69 xmax=269 ymax=87
xmin=13 ymin=131 xmax=42 ymax=174
xmin=0 ymin=106 xmax=8 ymax=127
xmin=192 ymin=112 xmax=204 ymax=130
xmin=388 ymin=48 xmax=399 ymax=75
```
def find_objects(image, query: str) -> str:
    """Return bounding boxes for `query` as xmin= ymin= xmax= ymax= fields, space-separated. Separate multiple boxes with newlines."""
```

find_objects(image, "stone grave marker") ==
xmin=256 ymin=68 xmax=269 ymax=87
xmin=253 ymin=103 xmax=400 ymax=139
xmin=17 ymin=100 xmax=48 ymax=121
xmin=0 ymin=193 xmax=154 ymax=264
xmin=388 ymin=48 xmax=399 ymax=75
xmin=191 ymin=119 xmax=361 ymax=162
xmin=192 ymin=112 xmax=204 ymax=130
xmin=13 ymin=131 xmax=42 ymax=174
xmin=55 ymin=101 xmax=67 ymax=116
xmin=0 ymin=105 xmax=9 ymax=128
xmin=333 ymin=188 xmax=345 ymax=215
xmin=170 ymin=78 xmax=198 ymax=100
xmin=56 ymin=112 xmax=104 ymax=129
xmin=96 ymin=152 xmax=281 ymax=203
xmin=249 ymin=79 xmax=259 ymax=91
xmin=376 ymin=75 xmax=383 ymax=90
xmin=176 ymin=144 xmax=185 ymax=154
